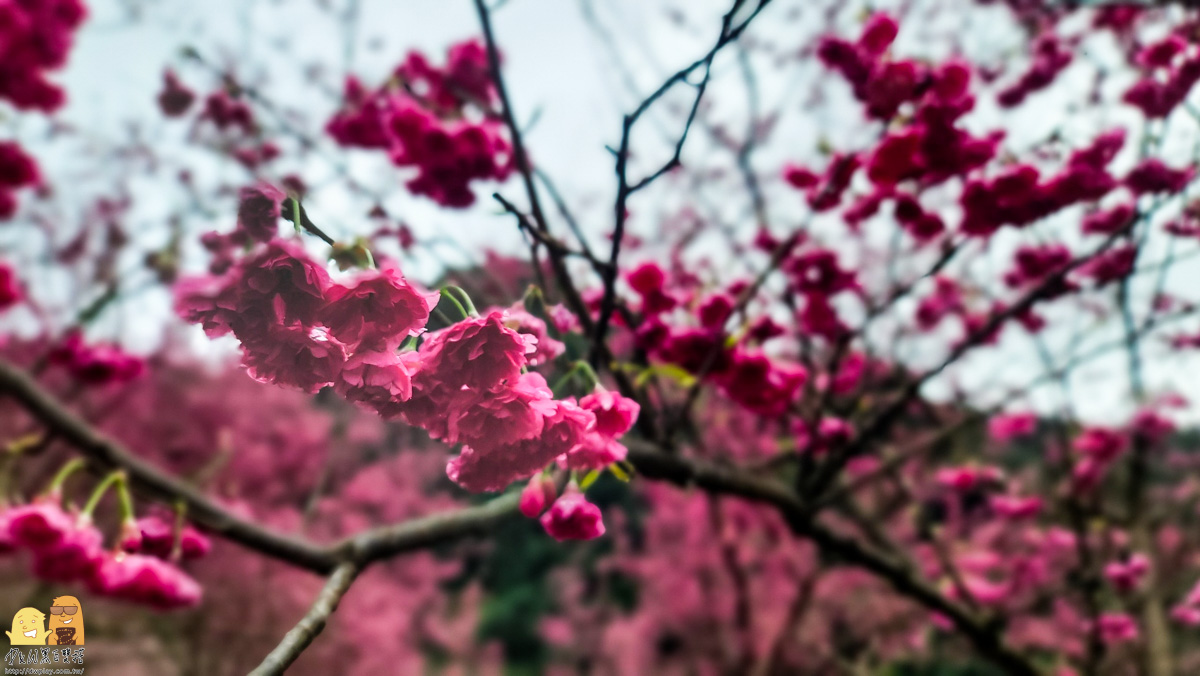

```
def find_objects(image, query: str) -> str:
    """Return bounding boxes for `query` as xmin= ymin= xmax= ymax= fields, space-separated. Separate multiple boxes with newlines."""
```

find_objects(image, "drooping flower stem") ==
xmin=47 ymin=457 xmax=87 ymax=496
xmin=82 ymin=470 xmax=131 ymax=520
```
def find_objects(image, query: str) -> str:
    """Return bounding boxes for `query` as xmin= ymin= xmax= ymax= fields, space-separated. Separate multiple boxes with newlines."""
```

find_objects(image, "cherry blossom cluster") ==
xmin=628 ymin=261 xmax=807 ymax=417
xmin=152 ymin=70 xmax=283 ymax=172
xmin=176 ymin=187 xmax=637 ymax=538
xmin=1124 ymin=32 xmax=1200 ymax=118
xmin=0 ymin=0 xmax=86 ymax=220
xmin=1 ymin=490 xmax=204 ymax=610
xmin=0 ymin=0 xmax=87 ymax=112
xmin=326 ymin=39 xmax=513 ymax=207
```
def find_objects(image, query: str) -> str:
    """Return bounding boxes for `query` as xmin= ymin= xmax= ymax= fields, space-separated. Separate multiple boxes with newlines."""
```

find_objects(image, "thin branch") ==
xmin=472 ymin=0 xmax=550 ymax=234
xmin=590 ymin=0 xmax=775 ymax=365
xmin=248 ymin=561 xmax=360 ymax=676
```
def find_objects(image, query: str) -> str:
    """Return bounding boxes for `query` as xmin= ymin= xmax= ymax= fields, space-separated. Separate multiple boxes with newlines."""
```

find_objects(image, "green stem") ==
xmin=114 ymin=474 xmax=135 ymax=523
xmin=440 ymin=289 xmax=470 ymax=321
xmin=171 ymin=500 xmax=187 ymax=562
xmin=551 ymin=361 xmax=601 ymax=398
xmin=47 ymin=458 xmax=87 ymax=496
xmin=291 ymin=198 xmax=303 ymax=236
xmin=443 ymin=285 xmax=479 ymax=316
xmin=82 ymin=471 xmax=126 ymax=518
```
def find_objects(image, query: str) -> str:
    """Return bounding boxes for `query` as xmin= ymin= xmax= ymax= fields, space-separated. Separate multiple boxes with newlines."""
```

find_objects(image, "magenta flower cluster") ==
xmin=326 ymin=39 xmax=514 ymax=207
xmin=177 ymin=190 xmax=638 ymax=537
xmin=1 ymin=502 xmax=203 ymax=610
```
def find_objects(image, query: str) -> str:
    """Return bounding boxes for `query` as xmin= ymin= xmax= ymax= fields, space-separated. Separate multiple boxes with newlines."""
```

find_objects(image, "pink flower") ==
xmin=519 ymin=475 xmax=556 ymax=518
xmin=563 ymin=388 xmax=639 ymax=470
xmin=916 ymin=276 xmax=963 ymax=330
xmin=1082 ymin=203 xmax=1135 ymax=235
xmin=1138 ymin=35 xmax=1186 ymax=68
xmin=156 ymin=69 xmax=195 ymax=117
xmin=1131 ymin=408 xmax=1174 ymax=446
xmin=0 ymin=263 xmax=21 ymax=310
xmin=499 ymin=306 xmax=566 ymax=366
xmin=5 ymin=502 xmax=76 ymax=551
xmin=578 ymin=390 xmax=640 ymax=439
xmin=936 ymin=465 xmax=1003 ymax=492
xmin=540 ymin=486 xmax=605 ymax=542
xmin=236 ymin=239 xmax=333 ymax=329
xmin=1125 ymin=158 xmax=1193 ymax=194
xmin=1104 ymin=553 xmax=1150 ymax=593
xmin=447 ymin=399 xmax=594 ymax=493
xmin=48 ymin=331 xmax=143 ymax=385
xmin=1171 ymin=604 xmax=1200 ymax=626
xmin=787 ymin=249 xmax=858 ymax=296
xmin=6 ymin=503 xmax=105 ymax=583
xmin=1073 ymin=427 xmax=1127 ymax=462
xmin=89 ymin=553 xmax=203 ymax=610
xmin=1078 ymin=245 xmax=1136 ymax=286
xmin=242 ymin=324 xmax=348 ymax=393
xmin=715 ymin=350 xmax=807 ymax=417
xmin=123 ymin=516 xmax=211 ymax=562
xmin=858 ymin=13 xmax=898 ymax=55
xmin=626 ymin=262 xmax=666 ymax=294
xmin=445 ymin=372 xmax=556 ymax=447
xmin=235 ymin=184 xmax=286 ymax=243
xmin=1093 ymin=613 xmax=1139 ymax=645
xmin=868 ymin=130 xmax=924 ymax=185
xmin=697 ymin=293 xmax=735 ymax=329
xmin=959 ymin=575 xmax=1009 ymax=606
xmin=31 ymin=517 xmax=104 ymax=583
xmin=988 ymin=412 xmax=1037 ymax=442
xmin=201 ymin=90 xmax=254 ymax=131
xmin=799 ymin=293 xmax=847 ymax=340
xmin=419 ymin=311 xmax=534 ymax=392
xmin=320 ymin=267 xmax=438 ymax=350
xmin=795 ymin=417 xmax=854 ymax=455
xmin=561 ymin=434 xmax=627 ymax=471
xmin=0 ymin=141 xmax=39 ymax=194
xmin=997 ymin=34 xmax=1072 ymax=108
xmin=336 ymin=349 xmax=420 ymax=418
xmin=989 ymin=495 xmax=1043 ymax=519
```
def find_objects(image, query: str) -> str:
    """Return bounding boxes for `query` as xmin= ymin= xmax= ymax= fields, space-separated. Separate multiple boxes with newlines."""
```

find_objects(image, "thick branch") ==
xmin=0 ymin=357 xmax=521 ymax=574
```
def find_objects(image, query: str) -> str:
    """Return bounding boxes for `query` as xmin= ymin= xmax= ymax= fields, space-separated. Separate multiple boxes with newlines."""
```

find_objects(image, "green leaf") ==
xmin=609 ymin=462 xmax=632 ymax=482
xmin=579 ymin=469 xmax=602 ymax=490
xmin=635 ymin=363 xmax=697 ymax=388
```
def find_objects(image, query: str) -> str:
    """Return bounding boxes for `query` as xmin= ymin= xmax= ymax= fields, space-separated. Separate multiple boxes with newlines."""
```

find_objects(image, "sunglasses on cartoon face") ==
xmin=49 ymin=606 xmax=78 ymax=616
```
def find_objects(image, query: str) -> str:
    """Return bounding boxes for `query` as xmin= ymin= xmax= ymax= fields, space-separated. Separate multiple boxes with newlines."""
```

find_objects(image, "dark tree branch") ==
xmin=247 ymin=561 xmax=360 ymax=676
xmin=0 ymin=357 xmax=523 ymax=575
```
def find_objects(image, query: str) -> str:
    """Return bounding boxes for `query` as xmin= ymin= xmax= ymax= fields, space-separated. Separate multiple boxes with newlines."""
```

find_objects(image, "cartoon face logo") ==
xmin=46 ymin=596 xmax=84 ymax=646
xmin=6 ymin=607 xmax=46 ymax=645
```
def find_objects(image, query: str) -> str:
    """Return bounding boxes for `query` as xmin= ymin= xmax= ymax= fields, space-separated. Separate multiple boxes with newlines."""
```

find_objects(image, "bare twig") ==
xmin=248 ymin=561 xmax=360 ymax=676
xmin=590 ymin=0 xmax=775 ymax=365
